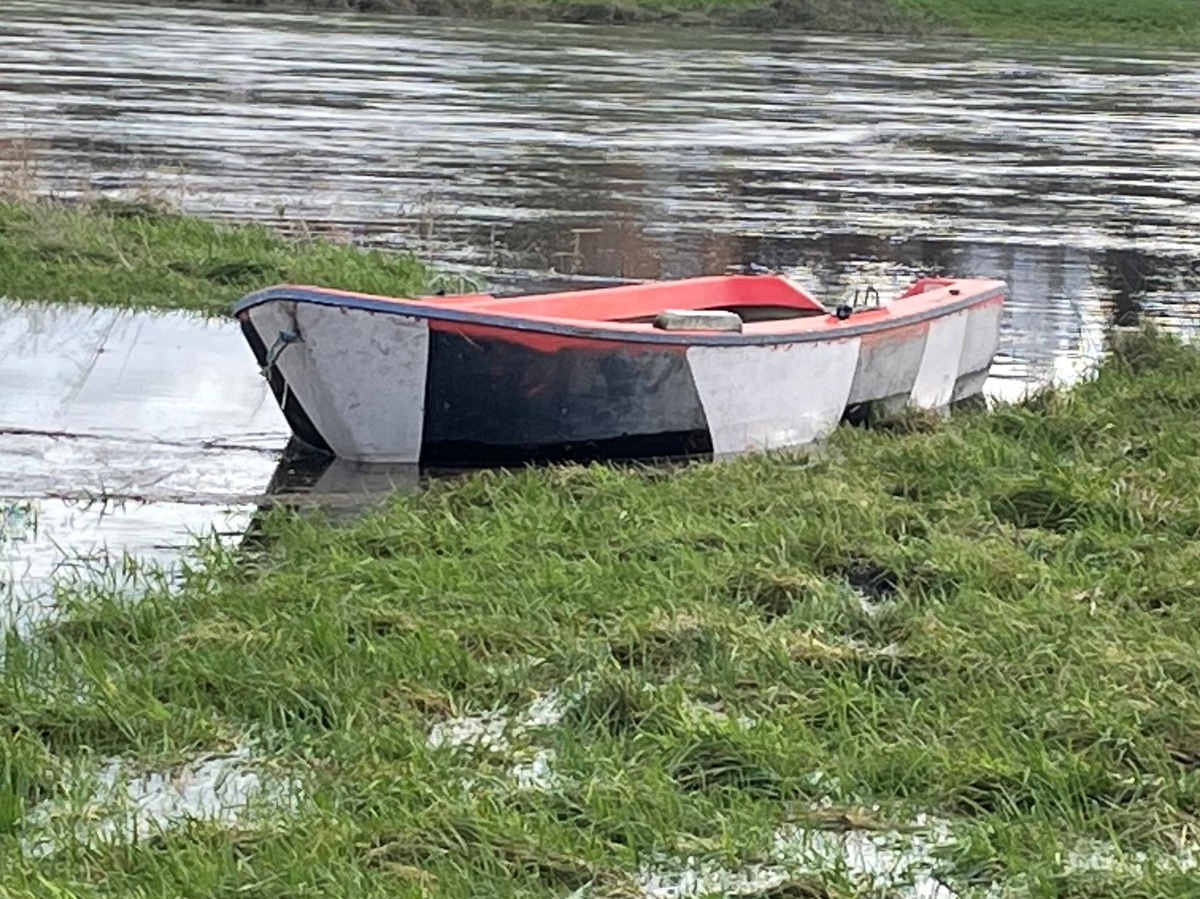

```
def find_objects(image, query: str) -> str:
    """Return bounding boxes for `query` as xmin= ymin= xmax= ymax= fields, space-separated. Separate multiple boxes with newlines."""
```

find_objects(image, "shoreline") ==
xmin=0 ymin=195 xmax=446 ymax=316
xmin=138 ymin=0 xmax=1200 ymax=47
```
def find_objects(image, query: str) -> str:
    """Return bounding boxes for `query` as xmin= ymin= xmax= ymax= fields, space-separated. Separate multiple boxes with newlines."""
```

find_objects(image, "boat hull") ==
xmin=236 ymin=284 xmax=1004 ymax=465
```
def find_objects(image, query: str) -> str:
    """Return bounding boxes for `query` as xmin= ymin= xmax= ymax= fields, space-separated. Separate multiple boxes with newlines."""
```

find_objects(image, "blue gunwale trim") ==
xmin=233 ymin=283 xmax=1006 ymax=347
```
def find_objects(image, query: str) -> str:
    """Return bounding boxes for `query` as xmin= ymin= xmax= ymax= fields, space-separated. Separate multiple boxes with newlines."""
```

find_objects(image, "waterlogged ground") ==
xmin=0 ymin=300 xmax=285 ymax=616
xmin=0 ymin=293 xmax=442 ymax=622
xmin=7 ymin=330 xmax=1200 ymax=895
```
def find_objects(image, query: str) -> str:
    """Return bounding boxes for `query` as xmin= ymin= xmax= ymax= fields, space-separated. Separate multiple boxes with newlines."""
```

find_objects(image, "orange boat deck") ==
xmin=236 ymin=273 xmax=1004 ymax=344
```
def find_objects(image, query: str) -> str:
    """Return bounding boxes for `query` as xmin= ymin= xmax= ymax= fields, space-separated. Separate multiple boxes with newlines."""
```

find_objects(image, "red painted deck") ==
xmin=269 ymin=273 xmax=1003 ymax=341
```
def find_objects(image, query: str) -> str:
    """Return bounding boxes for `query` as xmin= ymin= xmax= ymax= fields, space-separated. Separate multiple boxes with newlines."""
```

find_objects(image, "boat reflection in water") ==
xmin=241 ymin=440 xmax=425 ymax=547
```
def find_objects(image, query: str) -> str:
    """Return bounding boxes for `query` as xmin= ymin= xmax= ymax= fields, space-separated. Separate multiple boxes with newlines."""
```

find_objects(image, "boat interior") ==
xmin=424 ymin=273 xmax=834 ymax=327
xmin=265 ymin=273 xmax=971 ymax=334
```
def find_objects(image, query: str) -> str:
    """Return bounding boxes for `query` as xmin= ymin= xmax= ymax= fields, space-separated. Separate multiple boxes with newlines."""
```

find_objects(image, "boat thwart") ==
xmin=233 ymin=271 xmax=1006 ymax=465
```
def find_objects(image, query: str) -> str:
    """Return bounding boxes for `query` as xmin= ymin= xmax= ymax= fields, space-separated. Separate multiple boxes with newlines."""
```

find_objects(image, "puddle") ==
xmin=630 ymin=812 xmax=1200 ymax=899
xmin=427 ymin=690 xmax=569 ymax=754
xmin=426 ymin=689 xmax=572 ymax=794
xmin=632 ymin=815 xmax=961 ymax=899
xmin=0 ymin=497 xmax=255 ymax=631
xmin=508 ymin=748 xmax=560 ymax=791
xmin=23 ymin=743 xmax=303 ymax=855
xmin=0 ymin=298 xmax=289 ymax=622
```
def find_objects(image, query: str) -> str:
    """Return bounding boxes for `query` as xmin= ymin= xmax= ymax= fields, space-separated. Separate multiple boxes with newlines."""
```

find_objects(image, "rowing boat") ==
xmin=233 ymin=271 xmax=1005 ymax=465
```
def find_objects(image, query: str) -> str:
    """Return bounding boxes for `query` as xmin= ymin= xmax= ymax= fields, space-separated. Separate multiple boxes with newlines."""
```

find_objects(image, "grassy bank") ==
xmin=896 ymin=0 xmax=1200 ymax=48
xmin=0 ymin=198 xmax=442 ymax=315
xmin=4 ymin=327 xmax=1200 ymax=895
xmin=168 ymin=0 xmax=1200 ymax=46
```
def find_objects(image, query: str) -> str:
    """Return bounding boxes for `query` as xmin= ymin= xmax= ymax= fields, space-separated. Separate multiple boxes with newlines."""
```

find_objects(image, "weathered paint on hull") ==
xmin=422 ymin=327 xmax=707 ymax=447
xmin=237 ymin=293 xmax=1004 ymax=466
xmin=243 ymin=300 xmax=431 ymax=463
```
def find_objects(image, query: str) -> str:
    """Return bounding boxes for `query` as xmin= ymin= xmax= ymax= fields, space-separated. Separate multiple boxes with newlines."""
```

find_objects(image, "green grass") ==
xmin=0 ymin=198 xmax=445 ymax=316
xmin=894 ymin=0 xmax=1200 ymax=47
xmin=166 ymin=0 xmax=1200 ymax=46
xmin=5 ymin=327 xmax=1200 ymax=895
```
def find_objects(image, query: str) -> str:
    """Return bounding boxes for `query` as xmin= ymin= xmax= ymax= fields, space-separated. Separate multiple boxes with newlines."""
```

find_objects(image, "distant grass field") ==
xmin=0 ymin=198 xmax=442 ymax=315
xmin=5 ymin=326 xmax=1200 ymax=896
xmin=160 ymin=0 xmax=1200 ymax=46
xmin=895 ymin=0 xmax=1200 ymax=47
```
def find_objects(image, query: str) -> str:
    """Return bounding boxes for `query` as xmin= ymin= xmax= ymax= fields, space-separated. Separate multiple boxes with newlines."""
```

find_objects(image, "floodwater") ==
xmin=0 ymin=299 xmax=286 ymax=621
xmin=3 ymin=0 xmax=1200 ymax=613
xmin=0 ymin=299 xmax=424 ymax=619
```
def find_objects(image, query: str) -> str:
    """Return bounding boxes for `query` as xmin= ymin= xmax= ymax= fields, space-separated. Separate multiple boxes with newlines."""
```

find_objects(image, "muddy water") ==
xmin=3 ymin=0 xmax=1200 ymax=611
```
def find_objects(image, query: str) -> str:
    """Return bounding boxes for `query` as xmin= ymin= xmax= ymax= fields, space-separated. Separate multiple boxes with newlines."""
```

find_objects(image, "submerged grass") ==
xmin=0 ymin=197 xmax=442 ymax=315
xmin=5 ymin=327 xmax=1200 ymax=894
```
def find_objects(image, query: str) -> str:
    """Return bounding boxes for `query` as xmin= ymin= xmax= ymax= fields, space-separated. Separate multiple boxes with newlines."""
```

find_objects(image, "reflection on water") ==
xmin=5 ymin=0 xmax=1200 ymax=274
xmin=4 ymin=0 xmax=1200 ymax=615
xmin=0 ymin=497 xmax=257 ymax=632
xmin=0 ymin=299 xmax=288 ymax=621
xmin=0 ymin=298 xmax=431 ymax=620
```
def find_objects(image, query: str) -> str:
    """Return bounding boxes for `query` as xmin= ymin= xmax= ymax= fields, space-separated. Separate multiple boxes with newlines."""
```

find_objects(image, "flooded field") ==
xmin=0 ymin=299 xmax=428 ymax=618
xmin=3 ymin=0 xmax=1200 ymax=609
xmin=0 ymin=300 xmax=284 ymax=620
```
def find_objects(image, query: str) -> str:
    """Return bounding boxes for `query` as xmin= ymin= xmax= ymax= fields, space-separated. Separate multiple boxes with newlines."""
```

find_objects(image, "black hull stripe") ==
xmin=420 ymin=328 xmax=708 ymax=450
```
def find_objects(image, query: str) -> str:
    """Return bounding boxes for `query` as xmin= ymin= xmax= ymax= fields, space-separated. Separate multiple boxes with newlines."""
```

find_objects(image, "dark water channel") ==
xmin=3 ymin=0 xmax=1200 ymax=619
